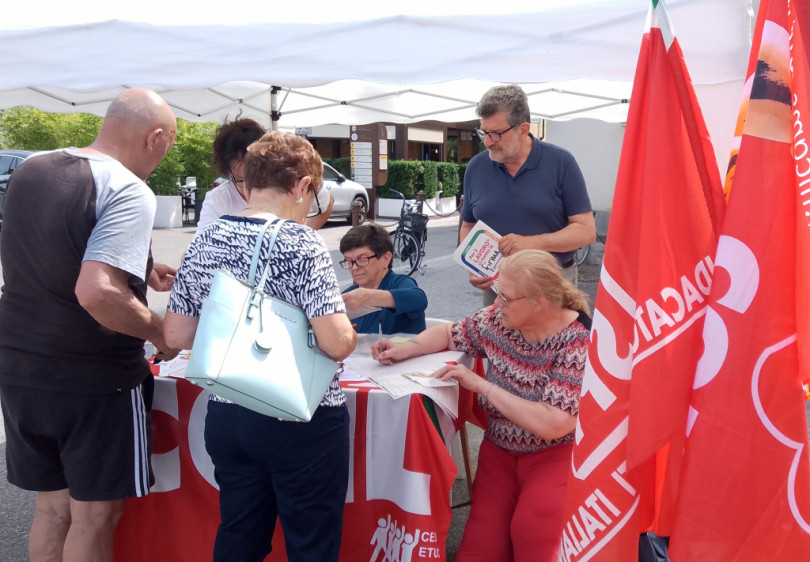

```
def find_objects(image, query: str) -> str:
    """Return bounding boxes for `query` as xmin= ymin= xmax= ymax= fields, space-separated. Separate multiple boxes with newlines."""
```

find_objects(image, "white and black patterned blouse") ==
xmin=168 ymin=216 xmax=348 ymax=407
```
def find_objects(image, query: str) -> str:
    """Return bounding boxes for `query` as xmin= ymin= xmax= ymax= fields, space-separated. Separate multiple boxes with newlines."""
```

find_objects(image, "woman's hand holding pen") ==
xmin=371 ymin=338 xmax=410 ymax=365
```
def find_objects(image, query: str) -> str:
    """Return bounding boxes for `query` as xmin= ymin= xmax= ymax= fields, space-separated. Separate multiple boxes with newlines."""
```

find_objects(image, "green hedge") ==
xmin=323 ymin=157 xmax=351 ymax=178
xmin=436 ymin=162 xmax=461 ymax=198
xmin=377 ymin=160 xmax=463 ymax=199
xmin=458 ymin=163 xmax=467 ymax=197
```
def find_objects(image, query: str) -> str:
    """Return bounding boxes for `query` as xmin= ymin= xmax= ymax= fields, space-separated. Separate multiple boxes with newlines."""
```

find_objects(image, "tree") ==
xmin=0 ymin=106 xmax=218 ymax=197
xmin=0 ymin=107 xmax=101 ymax=149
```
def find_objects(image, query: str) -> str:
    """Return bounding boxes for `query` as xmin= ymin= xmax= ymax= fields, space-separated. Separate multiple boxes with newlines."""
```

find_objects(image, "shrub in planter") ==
xmin=378 ymin=161 xmax=421 ymax=199
xmin=436 ymin=163 xmax=460 ymax=198
xmin=419 ymin=161 xmax=439 ymax=198
xmin=378 ymin=160 xmax=468 ymax=200
xmin=458 ymin=163 xmax=467 ymax=193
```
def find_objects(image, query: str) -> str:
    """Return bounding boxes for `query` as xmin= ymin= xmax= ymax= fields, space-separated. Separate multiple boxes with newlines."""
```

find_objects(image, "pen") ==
xmin=378 ymin=315 xmax=383 ymax=348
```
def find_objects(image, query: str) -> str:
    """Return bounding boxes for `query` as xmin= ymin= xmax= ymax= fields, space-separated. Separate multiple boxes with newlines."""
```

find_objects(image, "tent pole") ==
xmin=270 ymin=85 xmax=281 ymax=131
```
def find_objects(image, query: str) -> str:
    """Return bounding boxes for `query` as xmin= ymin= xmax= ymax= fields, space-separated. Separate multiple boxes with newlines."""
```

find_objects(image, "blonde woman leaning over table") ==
xmin=372 ymin=249 xmax=591 ymax=562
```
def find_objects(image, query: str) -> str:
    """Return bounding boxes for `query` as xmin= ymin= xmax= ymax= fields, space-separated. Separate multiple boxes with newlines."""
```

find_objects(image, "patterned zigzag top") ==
xmin=452 ymin=306 xmax=589 ymax=454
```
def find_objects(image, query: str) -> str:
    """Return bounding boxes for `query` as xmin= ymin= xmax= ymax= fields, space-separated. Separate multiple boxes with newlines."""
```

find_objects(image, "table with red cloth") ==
xmin=113 ymin=355 xmax=481 ymax=562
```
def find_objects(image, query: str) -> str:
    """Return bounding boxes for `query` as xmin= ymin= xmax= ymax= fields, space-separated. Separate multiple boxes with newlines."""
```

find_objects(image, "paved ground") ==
xmin=0 ymin=213 xmax=603 ymax=561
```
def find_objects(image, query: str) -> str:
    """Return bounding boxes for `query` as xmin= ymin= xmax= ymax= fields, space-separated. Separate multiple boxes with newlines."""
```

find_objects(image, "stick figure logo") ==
xmin=369 ymin=515 xmax=420 ymax=562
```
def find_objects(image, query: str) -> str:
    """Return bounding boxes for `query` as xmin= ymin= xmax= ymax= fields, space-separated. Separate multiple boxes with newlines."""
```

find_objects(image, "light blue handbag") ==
xmin=185 ymin=219 xmax=339 ymax=421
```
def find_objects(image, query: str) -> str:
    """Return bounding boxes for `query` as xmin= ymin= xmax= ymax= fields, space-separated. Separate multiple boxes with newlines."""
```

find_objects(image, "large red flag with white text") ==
xmin=670 ymin=0 xmax=810 ymax=558
xmin=558 ymin=1 xmax=726 ymax=559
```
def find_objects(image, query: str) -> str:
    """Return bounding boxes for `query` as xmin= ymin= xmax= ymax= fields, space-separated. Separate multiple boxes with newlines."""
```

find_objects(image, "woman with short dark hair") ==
xmin=339 ymin=223 xmax=427 ymax=335
xmin=197 ymin=118 xmax=333 ymax=233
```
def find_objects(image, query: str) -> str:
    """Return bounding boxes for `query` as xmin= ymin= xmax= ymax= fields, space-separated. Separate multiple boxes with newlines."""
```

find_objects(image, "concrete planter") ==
xmin=377 ymin=197 xmax=407 ymax=219
xmin=153 ymin=195 xmax=183 ymax=229
xmin=428 ymin=194 xmax=458 ymax=216
xmin=376 ymin=195 xmax=457 ymax=219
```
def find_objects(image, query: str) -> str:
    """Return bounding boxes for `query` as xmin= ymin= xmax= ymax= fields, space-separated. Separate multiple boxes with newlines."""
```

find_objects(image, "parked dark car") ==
xmin=0 ymin=149 xmax=36 ymax=228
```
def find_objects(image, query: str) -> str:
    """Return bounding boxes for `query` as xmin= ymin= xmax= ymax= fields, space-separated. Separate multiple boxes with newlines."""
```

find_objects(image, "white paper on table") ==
xmin=352 ymin=333 xmax=381 ymax=356
xmin=403 ymin=372 xmax=458 ymax=388
xmin=344 ymin=354 xmax=462 ymax=418
xmin=157 ymin=351 xmax=191 ymax=378
xmin=338 ymin=367 xmax=367 ymax=381
xmin=346 ymin=306 xmax=381 ymax=320
xmin=344 ymin=352 xmax=461 ymax=380
xmin=367 ymin=373 xmax=459 ymax=419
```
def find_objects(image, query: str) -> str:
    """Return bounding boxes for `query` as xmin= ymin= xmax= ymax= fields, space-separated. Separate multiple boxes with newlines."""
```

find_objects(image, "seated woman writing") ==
xmin=372 ymin=249 xmax=591 ymax=562
xmin=339 ymin=223 xmax=427 ymax=335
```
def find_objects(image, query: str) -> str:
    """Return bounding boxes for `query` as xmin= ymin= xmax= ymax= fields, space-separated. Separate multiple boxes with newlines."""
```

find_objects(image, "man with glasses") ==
xmin=338 ymin=224 xmax=427 ymax=335
xmin=460 ymin=84 xmax=596 ymax=306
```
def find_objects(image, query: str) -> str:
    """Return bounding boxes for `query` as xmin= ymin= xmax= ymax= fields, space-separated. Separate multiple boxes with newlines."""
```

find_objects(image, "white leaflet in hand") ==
xmin=452 ymin=220 xmax=502 ymax=278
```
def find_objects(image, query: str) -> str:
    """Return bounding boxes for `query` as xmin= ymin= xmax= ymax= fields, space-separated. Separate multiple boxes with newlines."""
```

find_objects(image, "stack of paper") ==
xmin=343 ymin=353 xmax=462 ymax=418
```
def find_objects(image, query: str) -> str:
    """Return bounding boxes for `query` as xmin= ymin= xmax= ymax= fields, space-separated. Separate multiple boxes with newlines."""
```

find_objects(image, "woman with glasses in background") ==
xmin=339 ymin=223 xmax=427 ymax=335
xmin=196 ymin=117 xmax=333 ymax=234
xmin=372 ymin=249 xmax=591 ymax=562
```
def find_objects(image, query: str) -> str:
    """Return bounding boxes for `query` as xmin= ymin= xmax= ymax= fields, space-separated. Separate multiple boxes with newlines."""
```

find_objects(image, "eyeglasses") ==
xmin=306 ymin=184 xmax=325 ymax=218
xmin=339 ymin=255 xmax=379 ymax=270
xmin=492 ymin=280 xmax=529 ymax=306
xmin=475 ymin=124 xmax=517 ymax=142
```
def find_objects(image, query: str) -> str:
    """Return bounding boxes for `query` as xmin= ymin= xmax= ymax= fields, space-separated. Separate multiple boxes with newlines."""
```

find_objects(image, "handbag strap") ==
xmin=247 ymin=219 xmax=285 ymax=289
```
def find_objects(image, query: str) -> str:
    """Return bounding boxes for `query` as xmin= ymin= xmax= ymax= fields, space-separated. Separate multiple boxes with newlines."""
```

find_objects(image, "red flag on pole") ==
xmin=558 ymin=0 xmax=726 ymax=559
xmin=670 ymin=0 xmax=810 ymax=558
xmin=723 ymin=0 xmax=770 ymax=199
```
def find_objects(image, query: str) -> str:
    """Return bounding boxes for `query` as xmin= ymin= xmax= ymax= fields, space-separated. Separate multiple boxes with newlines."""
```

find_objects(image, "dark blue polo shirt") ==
xmin=461 ymin=135 xmax=591 ymax=264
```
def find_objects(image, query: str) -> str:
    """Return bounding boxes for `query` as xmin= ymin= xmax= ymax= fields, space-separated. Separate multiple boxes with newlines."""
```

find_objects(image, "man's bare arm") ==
xmin=76 ymin=260 xmax=178 ymax=357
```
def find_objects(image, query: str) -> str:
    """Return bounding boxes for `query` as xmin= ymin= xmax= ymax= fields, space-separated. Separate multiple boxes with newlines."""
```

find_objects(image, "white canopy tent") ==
xmin=0 ymin=0 xmax=751 ymax=159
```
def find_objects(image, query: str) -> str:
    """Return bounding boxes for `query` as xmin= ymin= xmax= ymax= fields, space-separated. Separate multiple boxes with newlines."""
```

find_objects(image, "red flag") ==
xmin=723 ymin=0 xmax=770 ymax=199
xmin=559 ymin=0 xmax=725 ymax=559
xmin=670 ymin=0 xmax=810 ymax=558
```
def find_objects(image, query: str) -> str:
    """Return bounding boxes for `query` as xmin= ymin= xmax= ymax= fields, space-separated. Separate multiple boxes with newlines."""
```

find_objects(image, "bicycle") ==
xmin=574 ymin=211 xmax=607 ymax=266
xmin=575 ymin=244 xmax=590 ymax=266
xmin=387 ymin=189 xmax=429 ymax=276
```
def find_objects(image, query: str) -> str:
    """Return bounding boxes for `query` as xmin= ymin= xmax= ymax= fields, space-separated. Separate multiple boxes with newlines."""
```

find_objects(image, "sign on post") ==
xmin=351 ymin=124 xmax=388 ymax=220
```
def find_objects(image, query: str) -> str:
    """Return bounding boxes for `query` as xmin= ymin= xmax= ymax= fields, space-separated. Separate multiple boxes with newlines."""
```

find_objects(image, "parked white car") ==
xmin=322 ymin=162 xmax=368 ymax=223
xmin=209 ymin=162 xmax=368 ymax=223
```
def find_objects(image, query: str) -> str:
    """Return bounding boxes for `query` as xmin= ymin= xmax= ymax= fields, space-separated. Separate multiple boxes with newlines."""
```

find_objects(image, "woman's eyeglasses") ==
xmin=339 ymin=255 xmax=379 ymax=270
xmin=492 ymin=280 xmax=529 ymax=306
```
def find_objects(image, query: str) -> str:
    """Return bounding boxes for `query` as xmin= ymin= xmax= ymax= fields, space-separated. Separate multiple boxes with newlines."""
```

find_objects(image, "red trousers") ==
xmin=456 ymin=438 xmax=573 ymax=562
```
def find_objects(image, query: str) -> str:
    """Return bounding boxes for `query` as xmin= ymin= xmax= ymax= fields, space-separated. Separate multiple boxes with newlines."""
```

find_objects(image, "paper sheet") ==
xmin=155 ymin=346 xmax=465 ymax=419
xmin=346 ymin=306 xmax=381 ymax=320
xmin=343 ymin=352 xmax=461 ymax=380
xmin=403 ymin=372 xmax=458 ymax=388
xmin=156 ymin=351 xmax=192 ymax=378
xmin=343 ymin=353 xmax=463 ymax=418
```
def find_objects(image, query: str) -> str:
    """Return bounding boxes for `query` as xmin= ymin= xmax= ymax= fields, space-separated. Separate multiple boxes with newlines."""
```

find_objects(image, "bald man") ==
xmin=0 ymin=88 xmax=179 ymax=562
